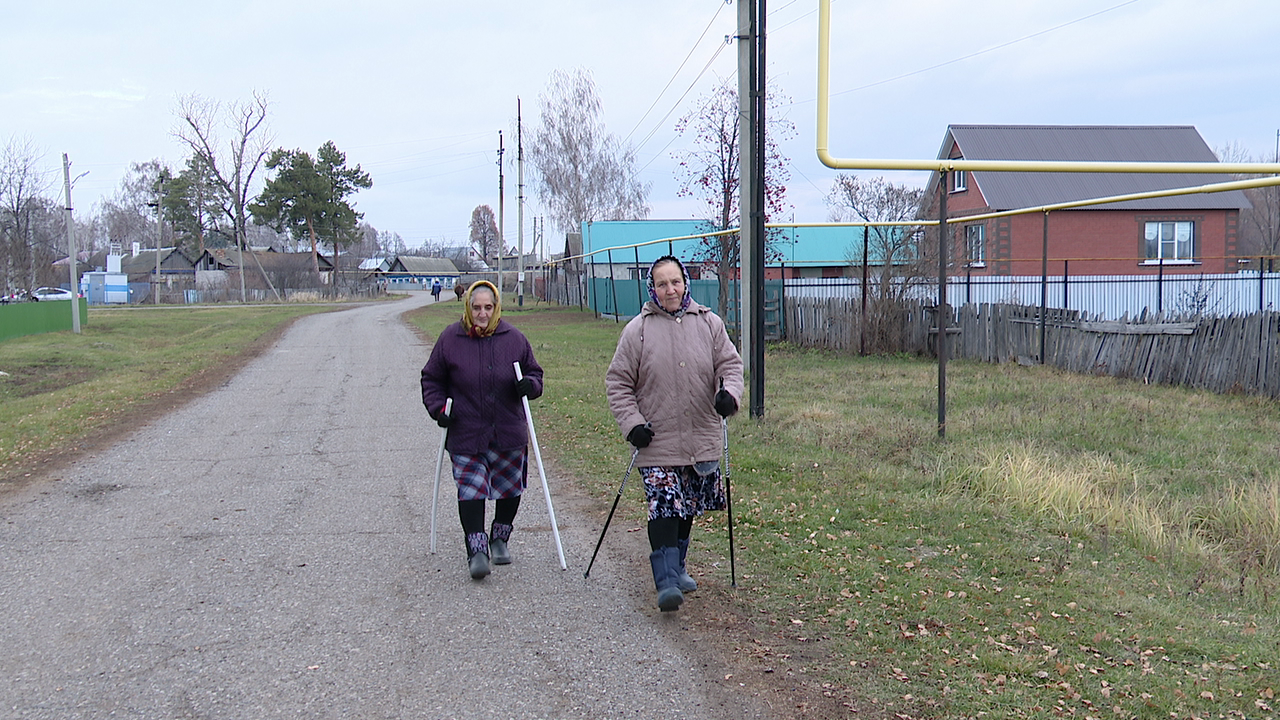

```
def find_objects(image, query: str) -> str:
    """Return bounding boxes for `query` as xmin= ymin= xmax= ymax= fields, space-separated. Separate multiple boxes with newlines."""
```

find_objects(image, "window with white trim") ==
xmin=965 ymin=224 xmax=985 ymax=264
xmin=1144 ymin=221 xmax=1194 ymax=261
xmin=952 ymin=169 xmax=967 ymax=192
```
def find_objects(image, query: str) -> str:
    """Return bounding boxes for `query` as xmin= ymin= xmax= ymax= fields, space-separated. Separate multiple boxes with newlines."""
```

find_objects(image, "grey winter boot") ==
xmin=490 ymin=522 xmax=513 ymax=565
xmin=676 ymin=537 xmax=697 ymax=592
xmin=649 ymin=547 xmax=684 ymax=611
xmin=466 ymin=533 xmax=490 ymax=579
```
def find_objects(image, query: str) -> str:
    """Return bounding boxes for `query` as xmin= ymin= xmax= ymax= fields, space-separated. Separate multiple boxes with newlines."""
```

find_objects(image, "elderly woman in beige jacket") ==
xmin=605 ymin=255 xmax=744 ymax=611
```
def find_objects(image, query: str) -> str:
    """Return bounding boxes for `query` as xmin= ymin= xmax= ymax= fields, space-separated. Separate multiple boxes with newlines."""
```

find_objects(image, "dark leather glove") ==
xmin=515 ymin=376 xmax=535 ymax=398
xmin=714 ymin=388 xmax=738 ymax=417
xmin=431 ymin=406 xmax=453 ymax=428
xmin=626 ymin=423 xmax=654 ymax=449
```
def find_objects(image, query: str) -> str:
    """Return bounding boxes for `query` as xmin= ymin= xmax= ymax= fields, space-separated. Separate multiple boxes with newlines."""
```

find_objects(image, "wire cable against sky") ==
xmin=766 ymin=0 xmax=815 ymax=34
xmin=634 ymin=39 xmax=734 ymax=174
xmin=831 ymin=0 xmax=1142 ymax=98
xmin=623 ymin=1 xmax=730 ymax=147
xmin=632 ymin=0 xmax=813 ymax=161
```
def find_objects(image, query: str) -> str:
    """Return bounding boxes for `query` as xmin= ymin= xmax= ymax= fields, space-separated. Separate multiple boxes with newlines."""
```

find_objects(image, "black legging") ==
xmin=458 ymin=495 xmax=522 ymax=536
xmin=647 ymin=516 xmax=694 ymax=551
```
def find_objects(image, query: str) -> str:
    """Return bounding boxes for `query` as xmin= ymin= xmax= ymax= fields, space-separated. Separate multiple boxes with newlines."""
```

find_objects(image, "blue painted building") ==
xmin=581 ymin=219 xmax=892 ymax=280
xmin=578 ymin=219 xmax=897 ymax=320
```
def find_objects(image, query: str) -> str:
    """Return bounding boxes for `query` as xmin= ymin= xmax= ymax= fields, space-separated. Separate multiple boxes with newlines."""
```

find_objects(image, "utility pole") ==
xmin=517 ymin=98 xmax=526 ymax=307
xmin=62 ymin=154 xmax=81 ymax=333
xmin=154 ymin=198 xmax=162 ymax=305
xmin=737 ymin=0 xmax=767 ymax=418
xmin=497 ymin=131 xmax=505 ymax=292
xmin=737 ymin=0 xmax=756 ymax=369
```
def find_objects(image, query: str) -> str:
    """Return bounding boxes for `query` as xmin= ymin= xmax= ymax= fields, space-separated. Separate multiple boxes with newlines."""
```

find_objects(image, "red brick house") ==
xmin=930 ymin=125 xmax=1251 ymax=276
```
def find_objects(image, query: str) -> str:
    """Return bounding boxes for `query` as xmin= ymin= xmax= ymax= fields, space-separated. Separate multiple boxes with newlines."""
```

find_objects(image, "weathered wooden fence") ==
xmin=786 ymin=297 xmax=1280 ymax=399
xmin=784 ymin=297 xmax=860 ymax=351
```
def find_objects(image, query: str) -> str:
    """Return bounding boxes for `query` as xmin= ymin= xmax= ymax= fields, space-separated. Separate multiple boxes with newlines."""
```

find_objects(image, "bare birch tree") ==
xmin=469 ymin=204 xmax=500 ymax=265
xmin=673 ymin=79 xmax=794 ymax=319
xmin=528 ymin=68 xmax=650 ymax=234
xmin=173 ymin=92 xmax=273 ymax=300
xmin=0 ymin=136 xmax=53 ymax=293
xmin=828 ymin=174 xmax=929 ymax=351
xmin=1217 ymin=141 xmax=1280 ymax=268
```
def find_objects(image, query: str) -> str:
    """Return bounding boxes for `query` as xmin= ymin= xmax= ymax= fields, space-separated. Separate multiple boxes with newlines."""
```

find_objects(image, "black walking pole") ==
xmin=583 ymin=443 xmax=642 ymax=579
xmin=721 ymin=379 xmax=737 ymax=588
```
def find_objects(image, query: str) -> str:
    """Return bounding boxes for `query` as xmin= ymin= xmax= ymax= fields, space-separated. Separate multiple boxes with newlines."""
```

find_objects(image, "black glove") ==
xmin=714 ymin=388 xmax=738 ymax=417
xmin=431 ymin=406 xmax=453 ymax=428
xmin=515 ymin=376 xmax=535 ymax=398
xmin=626 ymin=423 xmax=654 ymax=449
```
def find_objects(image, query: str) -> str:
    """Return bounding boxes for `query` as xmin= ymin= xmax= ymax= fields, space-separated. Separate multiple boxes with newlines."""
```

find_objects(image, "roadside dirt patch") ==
xmin=0 ymin=363 xmax=99 ymax=399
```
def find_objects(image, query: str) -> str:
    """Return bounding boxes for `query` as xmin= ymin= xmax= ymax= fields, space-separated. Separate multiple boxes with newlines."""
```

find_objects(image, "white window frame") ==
xmin=965 ymin=223 xmax=985 ymax=266
xmin=952 ymin=168 xmax=967 ymax=192
xmin=1142 ymin=220 xmax=1196 ymax=264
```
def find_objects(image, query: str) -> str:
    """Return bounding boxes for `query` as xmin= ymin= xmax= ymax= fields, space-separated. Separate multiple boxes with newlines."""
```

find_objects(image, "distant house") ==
xmin=196 ymin=249 xmax=333 ymax=291
xmin=118 ymin=248 xmax=195 ymax=285
xmin=381 ymin=256 xmax=460 ymax=289
xmin=930 ymin=125 xmax=1251 ymax=276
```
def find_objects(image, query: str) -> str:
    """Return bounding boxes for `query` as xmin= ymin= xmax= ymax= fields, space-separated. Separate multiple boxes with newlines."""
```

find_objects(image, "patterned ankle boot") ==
xmin=490 ymin=522 xmax=513 ymax=565
xmin=466 ymin=532 xmax=490 ymax=579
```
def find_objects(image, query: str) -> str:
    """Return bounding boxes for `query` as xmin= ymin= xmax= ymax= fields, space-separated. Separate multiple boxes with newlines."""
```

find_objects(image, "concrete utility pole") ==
xmin=737 ymin=0 xmax=767 ymax=418
xmin=737 ymin=0 xmax=756 ymax=368
xmin=517 ymin=98 xmax=526 ymax=307
xmin=497 ymin=131 xmax=505 ymax=292
xmin=62 ymin=153 xmax=81 ymax=333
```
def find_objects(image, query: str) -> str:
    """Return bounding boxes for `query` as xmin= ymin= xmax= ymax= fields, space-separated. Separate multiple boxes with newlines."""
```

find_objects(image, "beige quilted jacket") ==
xmin=605 ymin=299 xmax=744 ymax=467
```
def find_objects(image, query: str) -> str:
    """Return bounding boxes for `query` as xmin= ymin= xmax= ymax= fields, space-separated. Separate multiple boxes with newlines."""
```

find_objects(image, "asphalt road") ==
xmin=0 ymin=292 xmax=771 ymax=720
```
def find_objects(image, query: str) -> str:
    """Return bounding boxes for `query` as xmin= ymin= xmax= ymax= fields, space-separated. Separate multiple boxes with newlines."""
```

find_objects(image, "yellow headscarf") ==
xmin=462 ymin=280 xmax=502 ymax=338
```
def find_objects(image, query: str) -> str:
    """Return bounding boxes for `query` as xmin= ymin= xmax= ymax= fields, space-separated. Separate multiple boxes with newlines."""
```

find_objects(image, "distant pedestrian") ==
xmin=431 ymin=279 xmax=442 ymax=302
xmin=605 ymin=255 xmax=743 ymax=611
xmin=453 ymin=282 xmax=466 ymax=300
xmin=420 ymin=280 xmax=544 ymax=579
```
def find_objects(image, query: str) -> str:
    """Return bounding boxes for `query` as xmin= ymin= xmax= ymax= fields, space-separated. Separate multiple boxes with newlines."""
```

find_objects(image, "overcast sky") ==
xmin=5 ymin=0 xmax=1279 ymax=254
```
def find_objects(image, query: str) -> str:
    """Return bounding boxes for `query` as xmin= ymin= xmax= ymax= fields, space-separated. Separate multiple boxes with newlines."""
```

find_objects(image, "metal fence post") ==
xmin=1157 ymin=258 xmax=1165 ymax=315
xmin=607 ymin=248 xmax=618 ymax=323
xmin=1063 ymin=260 xmax=1069 ymax=311
xmin=634 ymin=246 xmax=645 ymax=314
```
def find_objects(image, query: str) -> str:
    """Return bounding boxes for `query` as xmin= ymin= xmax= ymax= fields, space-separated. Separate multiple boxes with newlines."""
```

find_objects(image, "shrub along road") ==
xmin=0 ymin=292 xmax=770 ymax=719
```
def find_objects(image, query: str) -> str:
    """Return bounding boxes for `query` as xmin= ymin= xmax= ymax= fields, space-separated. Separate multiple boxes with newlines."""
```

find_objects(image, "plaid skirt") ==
xmin=641 ymin=462 xmax=726 ymax=521
xmin=451 ymin=447 xmax=527 ymax=501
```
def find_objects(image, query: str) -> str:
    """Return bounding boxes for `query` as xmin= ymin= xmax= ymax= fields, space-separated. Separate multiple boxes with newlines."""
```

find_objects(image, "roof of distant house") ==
xmin=937 ymin=125 xmax=1252 ymax=212
xmin=389 ymin=256 xmax=459 ymax=274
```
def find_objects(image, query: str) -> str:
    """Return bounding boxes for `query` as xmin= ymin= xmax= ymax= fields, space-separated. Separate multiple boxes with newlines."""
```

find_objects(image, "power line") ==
xmin=830 ymin=0 xmax=1142 ymax=99
xmin=622 ymin=1 xmax=732 ymax=147
xmin=633 ymin=39 xmax=734 ymax=172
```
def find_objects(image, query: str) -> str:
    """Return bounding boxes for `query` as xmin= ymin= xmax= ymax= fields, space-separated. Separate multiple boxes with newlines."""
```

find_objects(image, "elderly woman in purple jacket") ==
xmin=606 ymin=256 xmax=743 ymax=611
xmin=421 ymin=280 xmax=544 ymax=580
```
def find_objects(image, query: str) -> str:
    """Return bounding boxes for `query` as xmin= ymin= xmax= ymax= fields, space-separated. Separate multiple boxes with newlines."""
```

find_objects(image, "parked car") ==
xmin=30 ymin=287 xmax=75 ymax=301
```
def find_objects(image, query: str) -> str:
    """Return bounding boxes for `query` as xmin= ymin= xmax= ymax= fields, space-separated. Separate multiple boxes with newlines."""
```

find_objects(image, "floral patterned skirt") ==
xmin=640 ymin=463 xmax=726 ymax=521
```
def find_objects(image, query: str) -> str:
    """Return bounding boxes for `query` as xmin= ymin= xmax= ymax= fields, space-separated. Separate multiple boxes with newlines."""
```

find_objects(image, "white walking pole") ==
xmin=429 ymin=397 xmax=453 ymax=554
xmin=514 ymin=361 xmax=566 ymax=570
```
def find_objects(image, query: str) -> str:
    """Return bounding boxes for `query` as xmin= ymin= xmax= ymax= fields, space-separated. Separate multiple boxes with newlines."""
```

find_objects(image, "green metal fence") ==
xmin=0 ymin=299 xmax=89 ymax=342
xmin=586 ymin=278 xmax=784 ymax=339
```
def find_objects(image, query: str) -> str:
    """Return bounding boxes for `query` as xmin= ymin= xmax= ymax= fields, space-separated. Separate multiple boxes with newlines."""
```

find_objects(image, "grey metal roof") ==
xmin=393 ymin=256 xmax=459 ymax=274
xmin=940 ymin=125 xmax=1251 ymax=212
